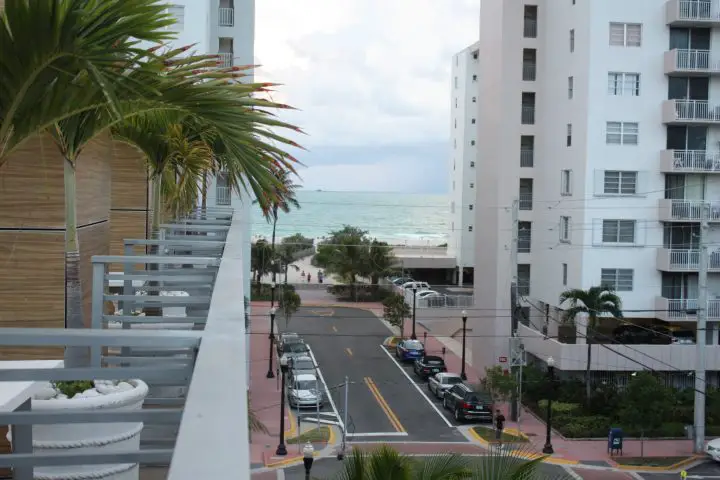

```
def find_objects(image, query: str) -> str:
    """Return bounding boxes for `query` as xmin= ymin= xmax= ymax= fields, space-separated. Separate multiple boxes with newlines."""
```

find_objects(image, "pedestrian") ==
xmin=307 ymin=273 xmax=312 ymax=283
xmin=301 ymin=270 xmax=305 ymax=278
xmin=495 ymin=409 xmax=506 ymax=447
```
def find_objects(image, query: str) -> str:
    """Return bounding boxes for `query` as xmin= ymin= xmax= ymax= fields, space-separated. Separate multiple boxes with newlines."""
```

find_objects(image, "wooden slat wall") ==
xmin=77 ymin=134 xmax=112 ymax=226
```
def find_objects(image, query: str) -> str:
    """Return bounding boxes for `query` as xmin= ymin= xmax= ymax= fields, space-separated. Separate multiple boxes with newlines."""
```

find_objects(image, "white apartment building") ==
xmin=448 ymin=42 xmax=482 ymax=285
xmin=471 ymin=0 xmax=720 ymax=384
xmin=167 ymin=0 xmax=254 ymax=296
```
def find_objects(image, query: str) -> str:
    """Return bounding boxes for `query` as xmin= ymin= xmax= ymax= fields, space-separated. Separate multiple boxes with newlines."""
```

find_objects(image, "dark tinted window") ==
xmin=404 ymin=341 xmax=423 ymax=350
xmin=426 ymin=359 xmax=444 ymax=365
xmin=288 ymin=343 xmax=308 ymax=353
xmin=292 ymin=359 xmax=314 ymax=370
xmin=443 ymin=377 xmax=462 ymax=385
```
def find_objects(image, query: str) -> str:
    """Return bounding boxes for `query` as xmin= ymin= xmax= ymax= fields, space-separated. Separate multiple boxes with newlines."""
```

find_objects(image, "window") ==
xmin=566 ymin=124 xmax=572 ymax=146
xmin=569 ymin=29 xmax=575 ymax=52
xmin=455 ymin=98 xmax=458 ymax=108
xmin=469 ymin=182 xmax=475 ymax=188
xmin=471 ymin=140 xmax=476 ymax=146
xmin=454 ymin=76 xmax=458 ymax=88
xmin=608 ymin=73 xmax=640 ymax=96
xmin=168 ymin=5 xmax=185 ymax=27
xmin=609 ymin=23 xmax=642 ymax=47
xmin=472 ymin=75 xmax=477 ymax=81
xmin=517 ymin=264 xmax=531 ymax=296
xmin=518 ymin=222 xmax=531 ymax=253
xmin=451 ymin=202 xmax=455 ymax=213
xmin=468 ymin=226 xmax=473 ymax=232
xmin=469 ymin=204 xmax=474 ymax=210
xmin=572 ymin=0 xmax=576 ymax=4
xmin=454 ymin=119 xmax=457 ymax=129
xmin=606 ymin=122 xmax=638 ymax=145
xmin=561 ymin=169 xmax=572 ymax=196
xmin=470 ymin=161 xmax=475 ymax=167
xmin=562 ymin=263 xmax=568 ymax=286
xmin=602 ymin=220 xmax=636 ymax=243
xmin=604 ymin=171 xmax=637 ymax=194
xmin=454 ymin=139 xmax=457 ymax=148
xmin=600 ymin=268 xmax=634 ymax=291
xmin=568 ymin=76 xmax=574 ymax=99
xmin=560 ymin=216 xmax=571 ymax=243
xmin=472 ymin=97 xmax=477 ymax=103
xmin=471 ymin=118 xmax=476 ymax=124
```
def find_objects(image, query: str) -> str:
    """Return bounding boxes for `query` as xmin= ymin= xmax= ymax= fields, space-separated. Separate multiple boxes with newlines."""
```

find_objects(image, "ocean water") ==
xmin=251 ymin=190 xmax=450 ymax=246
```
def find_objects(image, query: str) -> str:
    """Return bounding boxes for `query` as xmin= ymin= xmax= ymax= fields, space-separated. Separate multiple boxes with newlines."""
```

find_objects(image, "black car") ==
xmin=413 ymin=355 xmax=447 ymax=380
xmin=442 ymin=383 xmax=494 ymax=423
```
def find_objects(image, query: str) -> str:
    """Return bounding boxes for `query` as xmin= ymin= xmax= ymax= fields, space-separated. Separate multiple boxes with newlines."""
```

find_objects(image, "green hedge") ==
xmin=327 ymin=284 xmax=392 ymax=302
xmin=250 ymin=283 xmax=296 ymax=301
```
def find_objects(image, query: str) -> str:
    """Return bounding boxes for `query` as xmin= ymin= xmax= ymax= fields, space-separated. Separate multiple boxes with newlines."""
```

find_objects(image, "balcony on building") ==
xmin=661 ymin=149 xmax=720 ymax=173
xmin=0 ymin=208 xmax=249 ymax=477
xmin=522 ymin=48 xmax=536 ymax=81
xmin=655 ymin=296 xmax=720 ymax=323
xmin=218 ymin=37 xmax=234 ymax=68
xmin=521 ymin=92 xmax=535 ymax=125
xmin=658 ymin=198 xmax=720 ymax=222
xmin=665 ymin=48 xmax=720 ymax=75
xmin=523 ymin=5 xmax=537 ymax=38
xmin=218 ymin=0 xmax=235 ymax=27
xmin=519 ymin=179 xmax=533 ymax=210
xmin=666 ymin=0 xmax=720 ymax=26
xmin=520 ymin=135 xmax=534 ymax=167
xmin=656 ymin=248 xmax=720 ymax=271
xmin=663 ymin=99 xmax=720 ymax=124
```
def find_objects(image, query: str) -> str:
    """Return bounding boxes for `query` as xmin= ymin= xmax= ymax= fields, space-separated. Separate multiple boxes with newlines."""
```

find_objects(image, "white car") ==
xmin=416 ymin=290 xmax=440 ymax=299
xmin=428 ymin=372 xmax=464 ymax=399
xmin=287 ymin=373 xmax=324 ymax=409
xmin=401 ymin=281 xmax=431 ymax=291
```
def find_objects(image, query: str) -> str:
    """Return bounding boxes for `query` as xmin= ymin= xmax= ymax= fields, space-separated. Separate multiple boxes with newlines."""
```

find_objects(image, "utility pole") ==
xmin=509 ymin=334 xmax=526 ymax=429
xmin=339 ymin=376 xmax=349 ymax=460
xmin=694 ymin=203 xmax=710 ymax=454
xmin=509 ymin=199 xmax=520 ymax=421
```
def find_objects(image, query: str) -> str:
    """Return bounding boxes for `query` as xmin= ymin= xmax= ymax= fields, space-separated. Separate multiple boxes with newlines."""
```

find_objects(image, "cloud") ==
xmin=255 ymin=0 xmax=479 ymax=191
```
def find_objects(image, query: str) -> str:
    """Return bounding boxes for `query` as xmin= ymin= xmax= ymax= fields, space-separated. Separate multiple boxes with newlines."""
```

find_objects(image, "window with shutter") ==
xmin=602 ymin=220 xmax=636 ymax=243
xmin=603 ymin=171 xmax=637 ymax=194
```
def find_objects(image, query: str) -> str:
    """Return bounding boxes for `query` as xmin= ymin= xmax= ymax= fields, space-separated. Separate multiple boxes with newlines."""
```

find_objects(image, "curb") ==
xmin=467 ymin=427 xmax=579 ymax=466
xmin=614 ymin=455 xmax=704 ymax=472
xmin=263 ymin=425 xmax=341 ymax=469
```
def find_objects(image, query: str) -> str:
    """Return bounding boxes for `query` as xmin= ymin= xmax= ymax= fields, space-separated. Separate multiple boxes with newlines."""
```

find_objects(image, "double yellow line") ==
xmin=364 ymin=377 xmax=405 ymax=433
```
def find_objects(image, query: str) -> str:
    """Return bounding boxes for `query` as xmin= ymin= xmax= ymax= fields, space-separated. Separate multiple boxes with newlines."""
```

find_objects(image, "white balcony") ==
xmin=660 ymin=149 xmax=720 ymax=173
xmin=519 ymin=192 xmax=533 ymax=210
xmin=655 ymin=296 xmax=720 ymax=322
xmin=656 ymin=248 xmax=720 ymax=271
xmin=519 ymin=323 xmax=720 ymax=371
xmin=663 ymin=99 xmax=720 ymax=124
xmin=217 ymin=52 xmax=233 ymax=68
xmin=658 ymin=198 xmax=720 ymax=222
xmin=216 ymin=186 xmax=231 ymax=206
xmin=520 ymin=149 xmax=534 ymax=167
xmin=521 ymin=106 xmax=535 ymax=125
xmin=665 ymin=49 xmax=720 ymax=75
xmin=218 ymin=7 xmax=234 ymax=26
xmin=522 ymin=63 xmax=536 ymax=81
xmin=666 ymin=0 xmax=720 ymax=26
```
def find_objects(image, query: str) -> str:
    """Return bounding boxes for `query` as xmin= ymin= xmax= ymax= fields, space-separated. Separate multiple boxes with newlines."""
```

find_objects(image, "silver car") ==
xmin=289 ymin=355 xmax=316 ymax=377
xmin=428 ymin=372 xmax=464 ymax=399
xmin=280 ymin=341 xmax=310 ymax=363
xmin=287 ymin=374 xmax=324 ymax=408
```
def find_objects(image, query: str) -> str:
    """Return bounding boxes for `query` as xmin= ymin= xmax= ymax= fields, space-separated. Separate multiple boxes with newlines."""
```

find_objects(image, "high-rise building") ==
xmin=471 ymin=0 xmax=720 ymax=385
xmin=447 ymin=42 xmax=481 ymax=286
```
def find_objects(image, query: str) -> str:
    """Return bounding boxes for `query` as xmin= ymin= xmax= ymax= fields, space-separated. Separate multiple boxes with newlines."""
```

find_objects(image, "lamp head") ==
xmin=303 ymin=442 xmax=314 ymax=459
xmin=547 ymin=356 xmax=555 ymax=367
xmin=271 ymin=282 xmax=276 ymax=289
xmin=270 ymin=307 xmax=277 ymax=316
xmin=461 ymin=310 xmax=467 ymax=318
xmin=279 ymin=355 xmax=288 ymax=368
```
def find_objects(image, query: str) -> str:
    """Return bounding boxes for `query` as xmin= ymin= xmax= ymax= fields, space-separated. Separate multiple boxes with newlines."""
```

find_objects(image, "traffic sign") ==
xmin=499 ymin=356 xmax=507 ymax=363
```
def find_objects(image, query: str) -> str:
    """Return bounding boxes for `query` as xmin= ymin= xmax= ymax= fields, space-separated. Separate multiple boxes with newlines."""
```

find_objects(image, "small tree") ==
xmin=483 ymin=365 xmax=518 ymax=405
xmin=279 ymin=290 xmax=301 ymax=327
xmin=618 ymin=372 xmax=673 ymax=456
xmin=382 ymin=294 xmax=410 ymax=337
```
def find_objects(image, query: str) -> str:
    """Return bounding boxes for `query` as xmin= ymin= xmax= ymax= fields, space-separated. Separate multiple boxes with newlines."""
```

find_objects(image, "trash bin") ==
xmin=685 ymin=425 xmax=694 ymax=440
xmin=608 ymin=427 xmax=623 ymax=456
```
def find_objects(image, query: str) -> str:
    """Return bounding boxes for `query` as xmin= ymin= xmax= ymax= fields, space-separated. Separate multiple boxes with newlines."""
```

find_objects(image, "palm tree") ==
xmin=256 ymin=169 xmax=301 ymax=286
xmin=367 ymin=239 xmax=396 ymax=284
xmin=330 ymin=444 xmax=575 ymax=479
xmin=559 ymin=286 xmax=623 ymax=402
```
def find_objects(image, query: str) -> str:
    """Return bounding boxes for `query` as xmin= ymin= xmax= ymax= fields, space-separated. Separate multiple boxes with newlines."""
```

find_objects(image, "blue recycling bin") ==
xmin=608 ymin=427 xmax=623 ymax=456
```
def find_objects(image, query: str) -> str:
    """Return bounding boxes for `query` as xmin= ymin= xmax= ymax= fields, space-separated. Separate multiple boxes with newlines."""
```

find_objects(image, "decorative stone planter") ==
xmin=10 ymin=380 xmax=149 ymax=480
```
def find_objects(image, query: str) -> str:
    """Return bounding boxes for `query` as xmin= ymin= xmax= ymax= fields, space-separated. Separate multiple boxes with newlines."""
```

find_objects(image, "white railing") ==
xmin=519 ymin=192 xmax=533 ymax=210
xmin=672 ymin=100 xmax=720 ymax=122
xmin=392 ymin=246 xmax=447 ymax=256
xmin=218 ymin=7 xmax=234 ymax=26
xmin=216 ymin=186 xmax=231 ymax=206
xmin=672 ymin=150 xmax=720 ymax=172
xmin=521 ymin=105 xmax=535 ymax=124
xmin=677 ymin=0 xmax=717 ymax=20
xmin=673 ymin=49 xmax=720 ymax=71
xmin=217 ymin=52 xmax=233 ymax=68
xmin=664 ymin=298 xmax=720 ymax=319
xmin=523 ymin=19 xmax=537 ymax=38
xmin=669 ymin=199 xmax=720 ymax=220
xmin=669 ymin=249 xmax=700 ymax=269
xmin=416 ymin=294 xmax=474 ymax=309
xmin=520 ymin=149 xmax=534 ymax=167
xmin=522 ymin=63 xmax=536 ymax=81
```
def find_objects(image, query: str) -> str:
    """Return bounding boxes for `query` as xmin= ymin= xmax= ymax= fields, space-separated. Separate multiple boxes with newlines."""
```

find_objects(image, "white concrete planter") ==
xmin=10 ymin=380 xmax=149 ymax=480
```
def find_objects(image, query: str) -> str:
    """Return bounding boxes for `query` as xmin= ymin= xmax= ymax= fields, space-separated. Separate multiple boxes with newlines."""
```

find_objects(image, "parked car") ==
xmin=391 ymin=276 xmax=414 ymax=286
xmin=289 ymin=355 xmax=316 ymax=377
xmin=413 ymin=355 xmax=447 ymax=380
xmin=416 ymin=290 xmax=441 ymax=299
xmin=401 ymin=281 xmax=431 ymax=291
xmin=428 ymin=373 xmax=464 ymax=399
xmin=442 ymin=383 xmax=494 ymax=423
xmin=395 ymin=339 xmax=425 ymax=362
xmin=279 ymin=341 xmax=310 ymax=362
xmin=276 ymin=332 xmax=303 ymax=355
xmin=416 ymin=291 xmax=448 ymax=307
xmin=287 ymin=373 xmax=324 ymax=409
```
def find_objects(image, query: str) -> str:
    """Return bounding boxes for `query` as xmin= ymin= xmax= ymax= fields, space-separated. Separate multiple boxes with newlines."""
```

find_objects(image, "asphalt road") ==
xmin=638 ymin=459 xmax=720 ymax=479
xmin=283 ymin=306 xmax=465 ymax=442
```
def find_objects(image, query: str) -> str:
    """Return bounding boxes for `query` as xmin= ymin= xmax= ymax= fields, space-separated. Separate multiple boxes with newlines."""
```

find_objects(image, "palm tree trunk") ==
xmin=585 ymin=339 xmax=592 ymax=403
xmin=144 ymin=176 xmax=163 ymax=316
xmin=270 ymin=210 xmax=278 ymax=285
xmin=201 ymin=171 xmax=208 ymax=210
xmin=63 ymin=159 xmax=87 ymax=368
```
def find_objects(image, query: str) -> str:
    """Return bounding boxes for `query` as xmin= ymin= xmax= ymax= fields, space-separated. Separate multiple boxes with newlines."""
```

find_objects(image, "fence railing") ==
xmin=672 ymin=100 xmax=720 ymax=122
xmin=668 ymin=199 xmax=720 ymax=221
xmin=217 ymin=52 xmax=233 ymax=68
xmin=216 ymin=186 xmax=231 ymax=206
xmin=677 ymin=0 xmax=717 ymax=20
xmin=666 ymin=298 xmax=720 ymax=319
xmin=673 ymin=48 xmax=719 ymax=71
xmin=519 ymin=192 xmax=533 ymax=210
xmin=520 ymin=149 xmax=534 ymax=167
xmin=671 ymin=150 xmax=720 ymax=172
xmin=415 ymin=294 xmax=474 ymax=309
xmin=522 ymin=63 xmax=536 ymax=81
xmin=521 ymin=105 xmax=535 ymax=125
xmin=218 ymin=7 xmax=234 ymax=26
xmin=523 ymin=19 xmax=537 ymax=38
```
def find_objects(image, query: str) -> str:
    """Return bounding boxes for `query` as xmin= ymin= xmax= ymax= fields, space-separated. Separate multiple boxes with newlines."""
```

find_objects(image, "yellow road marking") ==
xmin=364 ymin=377 xmax=405 ymax=433
xmin=332 ymin=325 xmax=338 ymax=332
xmin=345 ymin=348 xmax=353 ymax=357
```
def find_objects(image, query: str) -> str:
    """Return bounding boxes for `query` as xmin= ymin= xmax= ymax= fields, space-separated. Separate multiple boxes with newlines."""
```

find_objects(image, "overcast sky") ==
xmin=255 ymin=0 xmax=479 ymax=194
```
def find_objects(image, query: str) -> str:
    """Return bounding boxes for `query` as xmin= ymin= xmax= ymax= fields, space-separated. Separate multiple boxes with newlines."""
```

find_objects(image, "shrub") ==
xmin=557 ymin=415 xmax=611 ymax=438
xmin=250 ymin=283 xmax=295 ymax=301
xmin=537 ymin=401 xmax=581 ymax=424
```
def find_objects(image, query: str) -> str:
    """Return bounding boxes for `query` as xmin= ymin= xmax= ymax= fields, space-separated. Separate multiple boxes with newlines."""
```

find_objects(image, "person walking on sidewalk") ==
xmin=495 ymin=409 xmax=506 ymax=448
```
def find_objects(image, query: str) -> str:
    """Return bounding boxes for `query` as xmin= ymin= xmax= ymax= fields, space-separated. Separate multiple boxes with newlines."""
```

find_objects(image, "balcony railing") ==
xmin=519 ymin=192 xmax=533 ymax=210
xmin=0 ymin=208 xmax=247 ymax=478
xmin=217 ymin=52 xmax=233 ymax=68
xmin=520 ymin=149 xmax=534 ymax=167
xmin=216 ymin=186 xmax=231 ymax=206
xmin=663 ymin=99 xmax=720 ymax=123
xmin=523 ymin=19 xmax=537 ymax=38
xmin=517 ymin=281 xmax=530 ymax=296
xmin=415 ymin=294 xmax=474 ymax=309
xmin=659 ymin=198 xmax=720 ymax=221
xmin=658 ymin=248 xmax=720 ymax=271
xmin=666 ymin=0 xmax=720 ymax=24
xmin=521 ymin=105 xmax=535 ymax=125
xmin=662 ymin=149 xmax=720 ymax=172
xmin=522 ymin=63 xmax=536 ymax=81
xmin=218 ymin=7 xmax=234 ymax=26
xmin=666 ymin=48 xmax=720 ymax=73
xmin=657 ymin=297 xmax=720 ymax=320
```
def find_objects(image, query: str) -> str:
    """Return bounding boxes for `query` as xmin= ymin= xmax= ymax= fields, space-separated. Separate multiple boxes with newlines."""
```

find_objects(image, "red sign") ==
xmin=498 ymin=356 xmax=508 ymax=363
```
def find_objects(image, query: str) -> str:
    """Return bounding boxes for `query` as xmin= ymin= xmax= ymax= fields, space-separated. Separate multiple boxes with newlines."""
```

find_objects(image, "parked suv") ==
xmin=442 ymin=383 xmax=493 ymax=423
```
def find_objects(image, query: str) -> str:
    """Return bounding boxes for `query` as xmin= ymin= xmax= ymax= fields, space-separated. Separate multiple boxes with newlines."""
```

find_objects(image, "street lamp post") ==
xmin=411 ymin=287 xmax=417 ymax=340
xmin=542 ymin=356 xmax=555 ymax=455
xmin=266 ymin=307 xmax=277 ymax=379
xmin=276 ymin=356 xmax=289 ymax=456
xmin=460 ymin=310 xmax=468 ymax=380
xmin=302 ymin=442 xmax=314 ymax=480
xmin=269 ymin=281 xmax=277 ymax=314
xmin=268 ymin=283 xmax=277 ymax=339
